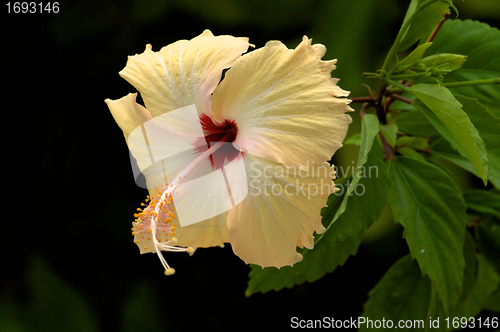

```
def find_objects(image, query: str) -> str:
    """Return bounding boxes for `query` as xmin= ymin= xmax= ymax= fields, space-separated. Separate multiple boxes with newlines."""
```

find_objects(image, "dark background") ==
xmin=1 ymin=0 xmax=499 ymax=331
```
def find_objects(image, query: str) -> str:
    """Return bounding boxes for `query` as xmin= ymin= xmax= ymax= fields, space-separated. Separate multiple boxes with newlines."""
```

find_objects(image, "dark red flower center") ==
xmin=195 ymin=114 xmax=241 ymax=169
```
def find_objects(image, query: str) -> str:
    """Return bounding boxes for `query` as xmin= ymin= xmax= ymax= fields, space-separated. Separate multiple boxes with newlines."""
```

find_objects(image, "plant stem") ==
xmin=375 ymin=103 xmax=387 ymax=125
xmin=444 ymin=77 xmax=500 ymax=88
xmin=359 ymin=102 xmax=370 ymax=117
xmin=379 ymin=132 xmax=394 ymax=160
xmin=389 ymin=72 xmax=430 ymax=80
xmin=387 ymin=78 xmax=500 ymax=94
xmin=387 ymin=79 xmax=411 ymax=92
xmin=390 ymin=93 xmax=414 ymax=104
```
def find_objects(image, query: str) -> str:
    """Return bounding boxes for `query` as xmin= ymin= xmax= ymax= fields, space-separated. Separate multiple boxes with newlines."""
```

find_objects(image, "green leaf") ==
xmin=431 ymin=138 xmax=500 ymax=188
xmin=246 ymin=176 xmax=361 ymax=296
xmin=457 ymin=96 xmax=500 ymax=187
xmin=430 ymin=96 xmax=500 ymax=187
xmin=360 ymin=254 xmax=446 ymax=332
xmin=122 ymin=282 xmax=164 ymax=332
xmin=455 ymin=254 xmax=500 ymax=318
xmin=464 ymin=189 xmax=500 ymax=221
xmin=393 ymin=42 xmax=433 ymax=73
xmin=411 ymin=84 xmax=489 ymax=183
xmin=343 ymin=132 xmax=361 ymax=146
xmin=389 ymin=157 xmax=466 ymax=313
xmin=329 ymin=140 xmax=390 ymax=241
xmin=454 ymin=232 xmax=478 ymax=311
xmin=27 ymin=256 xmax=99 ymax=332
xmin=392 ymin=44 xmax=467 ymax=80
xmin=419 ymin=53 xmax=467 ymax=72
xmin=426 ymin=19 xmax=500 ymax=117
xmin=0 ymin=299 xmax=29 ymax=332
xmin=398 ymin=146 xmax=426 ymax=162
xmin=394 ymin=105 xmax=440 ymax=137
xmin=334 ymin=114 xmax=380 ymax=220
xmin=398 ymin=0 xmax=418 ymax=35
xmin=396 ymin=0 xmax=450 ymax=52
xmin=396 ymin=136 xmax=429 ymax=150
xmin=354 ymin=115 xmax=380 ymax=182
xmin=246 ymin=219 xmax=363 ymax=295
xmin=380 ymin=123 xmax=398 ymax=148
xmin=484 ymin=288 xmax=500 ymax=313
xmin=476 ymin=223 xmax=500 ymax=270
xmin=246 ymin=134 xmax=390 ymax=295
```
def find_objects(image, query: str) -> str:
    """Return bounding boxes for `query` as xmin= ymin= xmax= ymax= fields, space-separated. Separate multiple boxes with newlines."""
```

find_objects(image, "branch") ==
xmin=359 ymin=102 xmax=370 ymax=117
xmin=379 ymin=132 xmax=394 ymax=160
xmin=389 ymin=93 xmax=414 ymax=105
xmin=350 ymin=96 xmax=375 ymax=103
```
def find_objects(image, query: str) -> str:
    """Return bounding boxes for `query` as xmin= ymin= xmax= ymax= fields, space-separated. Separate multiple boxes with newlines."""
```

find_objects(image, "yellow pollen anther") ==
xmin=164 ymin=268 xmax=175 ymax=276
xmin=132 ymin=180 xmax=199 ymax=275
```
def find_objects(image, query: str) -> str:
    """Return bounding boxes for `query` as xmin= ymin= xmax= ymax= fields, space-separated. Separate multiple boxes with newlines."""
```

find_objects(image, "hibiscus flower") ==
xmin=105 ymin=30 xmax=352 ymax=274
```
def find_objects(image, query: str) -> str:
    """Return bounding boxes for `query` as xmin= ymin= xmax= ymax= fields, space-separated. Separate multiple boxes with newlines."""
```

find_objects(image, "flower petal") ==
xmin=173 ymin=212 xmax=229 ymax=249
xmin=211 ymin=36 xmax=352 ymax=167
xmin=119 ymin=30 xmax=251 ymax=118
xmin=105 ymin=93 xmax=152 ymax=143
xmin=227 ymin=154 xmax=334 ymax=267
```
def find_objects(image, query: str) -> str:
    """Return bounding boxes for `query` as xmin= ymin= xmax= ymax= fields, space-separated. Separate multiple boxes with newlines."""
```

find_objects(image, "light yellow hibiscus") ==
xmin=105 ymin=30 xmax=352 ymax=274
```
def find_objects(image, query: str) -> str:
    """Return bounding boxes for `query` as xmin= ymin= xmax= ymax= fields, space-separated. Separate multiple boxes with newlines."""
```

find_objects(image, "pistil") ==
xmin=135 ymin=139 xmax=228 ymax=275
